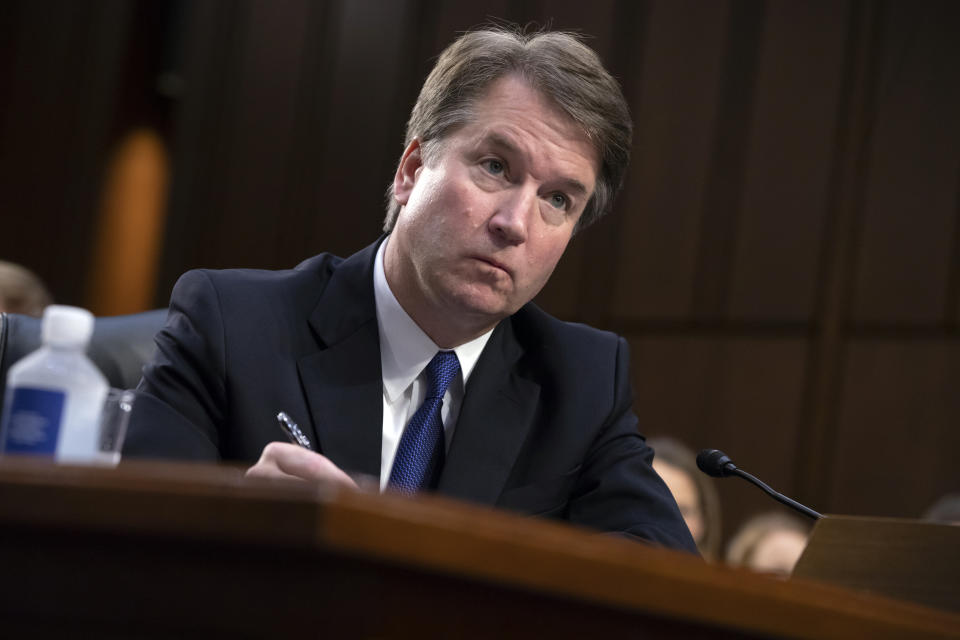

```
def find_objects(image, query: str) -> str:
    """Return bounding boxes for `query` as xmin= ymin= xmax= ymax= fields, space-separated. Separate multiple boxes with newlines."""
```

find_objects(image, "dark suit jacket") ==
xmin=125 ymin=239 xmax=697 ymax=553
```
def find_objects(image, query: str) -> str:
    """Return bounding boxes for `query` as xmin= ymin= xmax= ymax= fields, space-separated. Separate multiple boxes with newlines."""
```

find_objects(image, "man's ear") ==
xmin=393 ymin=138 xmax=423 ymax=206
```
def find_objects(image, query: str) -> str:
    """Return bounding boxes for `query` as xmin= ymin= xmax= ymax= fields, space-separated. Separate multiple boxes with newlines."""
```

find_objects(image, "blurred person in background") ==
xmin=726 ymin=511 xmax=810 ymax=577
xmin=0 ymin=261 xmax=53 ymax=317
xmin=648 ymin=436 xmax=722 ymax=560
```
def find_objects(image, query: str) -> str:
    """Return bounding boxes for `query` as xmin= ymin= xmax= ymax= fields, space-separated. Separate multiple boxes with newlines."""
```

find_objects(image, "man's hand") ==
xmin=245 ymin=442 xmax=359 ymax=491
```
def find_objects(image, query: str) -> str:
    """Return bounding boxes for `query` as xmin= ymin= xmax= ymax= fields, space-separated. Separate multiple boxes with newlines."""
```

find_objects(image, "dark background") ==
xmin=2 ymin=0 xmax=958 ymax=547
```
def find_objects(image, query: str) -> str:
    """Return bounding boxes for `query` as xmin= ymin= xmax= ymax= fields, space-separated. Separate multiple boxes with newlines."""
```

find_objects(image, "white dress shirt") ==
xmin=373 ymin=237 xmax=493 ymax=491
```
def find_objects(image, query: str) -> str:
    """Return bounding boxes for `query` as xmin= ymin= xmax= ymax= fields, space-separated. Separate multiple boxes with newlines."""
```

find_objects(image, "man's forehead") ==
xmin=472 ymin=76 xmax=585 ymax=135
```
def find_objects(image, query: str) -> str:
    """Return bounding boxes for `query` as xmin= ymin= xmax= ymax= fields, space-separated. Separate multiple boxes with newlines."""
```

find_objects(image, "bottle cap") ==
xmin=41 ymin=305 xmax=95 ymax=348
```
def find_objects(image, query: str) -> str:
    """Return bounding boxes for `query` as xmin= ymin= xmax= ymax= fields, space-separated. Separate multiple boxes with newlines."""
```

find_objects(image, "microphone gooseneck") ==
xmin=696 ymin=449 xmax=822 ymax=520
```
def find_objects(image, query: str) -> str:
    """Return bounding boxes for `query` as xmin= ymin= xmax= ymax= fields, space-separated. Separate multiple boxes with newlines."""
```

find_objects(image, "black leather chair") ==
xmin=0 ymin=309 xmax=167 ymax=417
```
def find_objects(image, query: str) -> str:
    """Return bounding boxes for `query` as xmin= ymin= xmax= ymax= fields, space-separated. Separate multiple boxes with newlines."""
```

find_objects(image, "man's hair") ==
xmin=383 ymin=26 xmax=632 ymax=234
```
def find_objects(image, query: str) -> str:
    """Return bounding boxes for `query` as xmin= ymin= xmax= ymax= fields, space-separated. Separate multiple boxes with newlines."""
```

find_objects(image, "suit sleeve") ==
xmin=566 ymin=337 xmax=700 ymax=554
xmin=123 ymin=270 xmax=226 ymax=461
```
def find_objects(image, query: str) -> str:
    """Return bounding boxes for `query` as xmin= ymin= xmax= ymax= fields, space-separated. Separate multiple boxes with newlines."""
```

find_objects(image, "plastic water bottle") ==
xmin=0 ymin=305 xmax=108 ymax=463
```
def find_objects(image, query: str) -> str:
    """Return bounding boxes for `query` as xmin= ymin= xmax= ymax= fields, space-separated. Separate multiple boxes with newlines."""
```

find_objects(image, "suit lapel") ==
xmin=439 ymin=319 xmax=540 ymax=505
xmin=293 ymin=238 xmax=541 ymax=496
xmin=297 ymin=241 xmax=383 ymax=479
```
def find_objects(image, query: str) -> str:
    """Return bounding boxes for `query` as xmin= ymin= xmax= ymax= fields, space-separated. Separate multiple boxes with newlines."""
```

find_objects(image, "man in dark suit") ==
xmin=125 ymin=27 xmax=698 ymax=553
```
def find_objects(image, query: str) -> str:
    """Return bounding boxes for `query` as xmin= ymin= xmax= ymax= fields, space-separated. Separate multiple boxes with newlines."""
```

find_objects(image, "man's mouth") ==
xmin=472 ymin=255 xmax=512 ymax=278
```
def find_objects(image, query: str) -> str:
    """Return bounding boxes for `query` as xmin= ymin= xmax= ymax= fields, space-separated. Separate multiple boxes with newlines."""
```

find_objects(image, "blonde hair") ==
xmin=648 ymin=436 xmax=723 ymax=560
xmin=725 ymin=512 xmax=810 ymax=568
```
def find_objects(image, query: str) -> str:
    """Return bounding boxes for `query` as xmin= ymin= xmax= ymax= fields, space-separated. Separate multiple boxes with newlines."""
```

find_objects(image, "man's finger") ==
xmin=248 ymin=442 xmax=358 ymax=490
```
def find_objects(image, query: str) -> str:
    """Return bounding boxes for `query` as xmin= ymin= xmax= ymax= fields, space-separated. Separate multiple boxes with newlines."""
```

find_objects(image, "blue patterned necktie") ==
xmin=388 ymin=350 xmax=461 ymax=494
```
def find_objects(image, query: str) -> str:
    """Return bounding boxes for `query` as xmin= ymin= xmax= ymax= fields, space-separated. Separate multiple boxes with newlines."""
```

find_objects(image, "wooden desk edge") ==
xmin=0 ymin=458 xmax=957 ymax=639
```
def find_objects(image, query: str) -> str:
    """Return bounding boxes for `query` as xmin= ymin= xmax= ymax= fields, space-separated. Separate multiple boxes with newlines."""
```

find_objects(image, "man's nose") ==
xmin=489 ymin=187 xmax=533 ymax=245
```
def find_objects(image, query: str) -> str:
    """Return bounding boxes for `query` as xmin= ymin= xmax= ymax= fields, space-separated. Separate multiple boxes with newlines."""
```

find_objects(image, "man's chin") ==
xmin=443 ymin=289 xmax=515 ymax=324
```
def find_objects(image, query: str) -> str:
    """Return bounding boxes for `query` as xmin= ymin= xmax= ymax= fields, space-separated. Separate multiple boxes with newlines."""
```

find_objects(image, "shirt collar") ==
xmin=374 ymin=236 xmax=494 ymax=402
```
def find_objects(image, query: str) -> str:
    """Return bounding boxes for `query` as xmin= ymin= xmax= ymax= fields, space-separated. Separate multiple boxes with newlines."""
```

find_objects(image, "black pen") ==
xmin=276 ymin=411 xmax=313 ymax=450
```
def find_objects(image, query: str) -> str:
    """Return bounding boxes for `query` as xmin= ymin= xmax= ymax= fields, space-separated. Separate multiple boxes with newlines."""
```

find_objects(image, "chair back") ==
xmin=0 ymin=309 xmax=167 ymax=416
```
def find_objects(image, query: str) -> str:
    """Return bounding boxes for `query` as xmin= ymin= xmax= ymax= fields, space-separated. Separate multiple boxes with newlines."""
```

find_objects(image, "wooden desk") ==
xmin=0 ymin=458 xmax=956 ymax=638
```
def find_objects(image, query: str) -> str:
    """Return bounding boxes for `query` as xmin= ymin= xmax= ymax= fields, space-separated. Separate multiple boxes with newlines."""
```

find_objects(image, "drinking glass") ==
xmin=97 ymin=388 xmax=135 ymax=466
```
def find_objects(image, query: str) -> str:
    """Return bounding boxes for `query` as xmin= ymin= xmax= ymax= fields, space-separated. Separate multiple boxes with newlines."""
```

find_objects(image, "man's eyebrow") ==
xmin=481 ymin=132 xmax=590 ymax=196
xmin=557 ymin=177 xmax=589 ymax=197
xmin=483 ymin=132 xmax=521 ymax=155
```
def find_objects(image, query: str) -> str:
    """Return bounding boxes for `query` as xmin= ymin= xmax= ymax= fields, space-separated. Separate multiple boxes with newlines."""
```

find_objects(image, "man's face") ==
xmin=386 ymin=75 xmax=598 ymax=344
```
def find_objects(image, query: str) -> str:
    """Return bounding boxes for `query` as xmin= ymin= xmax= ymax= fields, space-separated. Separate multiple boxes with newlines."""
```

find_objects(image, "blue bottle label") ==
xmin=2 ymin=387 xmax=66 ymax=455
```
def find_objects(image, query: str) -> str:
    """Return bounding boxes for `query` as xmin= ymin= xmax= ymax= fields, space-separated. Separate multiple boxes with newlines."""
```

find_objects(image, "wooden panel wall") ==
xmin=0 ymin=0 xmax=133 ymax=307
xmin=2 ymin=0 xmax=958 ymax=546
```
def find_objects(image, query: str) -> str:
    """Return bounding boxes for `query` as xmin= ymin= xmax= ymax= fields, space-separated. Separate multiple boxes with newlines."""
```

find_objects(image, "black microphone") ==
xmin=696 ymin=449 xmax=822 ymax=520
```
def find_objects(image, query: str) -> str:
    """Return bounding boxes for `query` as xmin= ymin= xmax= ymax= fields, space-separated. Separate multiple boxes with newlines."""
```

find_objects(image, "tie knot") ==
xmin=425 ymin=351 xmax=460 ymax=399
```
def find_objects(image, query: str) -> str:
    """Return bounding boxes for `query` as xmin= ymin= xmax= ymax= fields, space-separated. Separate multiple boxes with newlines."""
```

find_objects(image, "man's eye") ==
xmin=484 ymin=159 xmax=505 ymax=175
xmin=549 ymin=193 xmax=568 ymax=210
